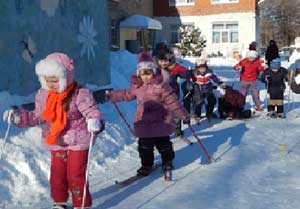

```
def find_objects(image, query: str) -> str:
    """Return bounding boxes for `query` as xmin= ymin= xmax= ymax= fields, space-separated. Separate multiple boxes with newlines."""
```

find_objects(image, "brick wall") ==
xmin=154 ymin=0 xmax=256 ymax=16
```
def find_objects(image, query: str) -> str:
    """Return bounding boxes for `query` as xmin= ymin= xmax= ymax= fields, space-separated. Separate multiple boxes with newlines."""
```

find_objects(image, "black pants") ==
xmin=138 ymin=136 xmax=174 ymax=167
xmin=268 ymin=89 xmax=284 ymax=114
xmin=194 ymin=93 xmax=216 ymax=118
xmin=268 ymin=105 xmax=283 ymax=113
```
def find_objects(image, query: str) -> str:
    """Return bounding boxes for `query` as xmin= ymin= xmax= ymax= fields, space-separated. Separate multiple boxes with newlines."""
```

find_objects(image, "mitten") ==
xmin=220 ymin=83 xmax=227 ymax=89
xmin=87 ymin=118 xmax=102 ymax=132
xmin=185 ymin=80 xmax=194 ymax=91
xmin=105 ymin=90 xmax=113 ymax=100
xmin=265 ymin=75 xmax=271 ymax=82
xmin=2 ymin=109 xmax=20 ymax=125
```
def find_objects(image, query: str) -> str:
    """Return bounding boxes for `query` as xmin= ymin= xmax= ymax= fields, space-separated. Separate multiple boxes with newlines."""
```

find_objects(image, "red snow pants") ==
xmin=50 ymin=150 xmax=92 ymax=207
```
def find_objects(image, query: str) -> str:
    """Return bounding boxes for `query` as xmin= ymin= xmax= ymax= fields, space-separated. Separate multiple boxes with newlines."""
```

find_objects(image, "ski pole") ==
xmin=0 ymin=110 xmax=14 ymax=160
xmin=264 ymin=79 xmax=269 ymax=109
xmin=183 ymin=90 xmax=191 ymax=100
xmin=81 ymin=132 xmax=94 ymax=209
xmin=287 ymin=70 xmax=293 ymax=112
xmin=111 ymin=101 xmax=135 ymax=136
xmin=188 ymin=124 xmax=213 ymax=163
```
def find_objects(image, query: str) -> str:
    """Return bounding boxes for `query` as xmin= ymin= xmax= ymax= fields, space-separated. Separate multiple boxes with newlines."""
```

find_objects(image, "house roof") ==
xmin=119 ymin=15 xmax=162 ymax=30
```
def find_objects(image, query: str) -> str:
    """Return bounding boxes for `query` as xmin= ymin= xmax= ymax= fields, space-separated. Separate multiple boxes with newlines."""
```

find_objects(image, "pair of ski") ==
xmin=115 ymin=163 xmax=172 ymax=187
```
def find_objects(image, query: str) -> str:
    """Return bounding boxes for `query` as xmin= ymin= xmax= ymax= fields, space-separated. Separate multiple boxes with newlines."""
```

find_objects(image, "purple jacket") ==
xmin=17 ymin=87 xmax=104 ymax=151
xmin=110 ymin=74 xmax=188 ymax=138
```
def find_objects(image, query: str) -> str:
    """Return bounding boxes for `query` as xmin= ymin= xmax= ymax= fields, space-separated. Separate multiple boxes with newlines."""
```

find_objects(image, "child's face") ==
xmin=45 ymin=76 xmax=60 ymax=92
xmin=271 ymin=68 xmax=279 ymax=73
xmin=197 ymin=67 xmax=207 ymax=73
xmin=157 ymin=59 xmax=170 ymax=69
xmin=139 ymin=69 xmax=154 ymax=84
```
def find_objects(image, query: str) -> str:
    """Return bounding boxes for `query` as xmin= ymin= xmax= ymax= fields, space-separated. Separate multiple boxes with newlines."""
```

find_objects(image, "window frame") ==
xmin=211 ymin=0 xmax=239 ymax=4
xmin=170 ymin=25 xmax=180 ymax=44
xmin=110 ymin=19 xmax=119 ymax=49
xmin=169 ymin=0 xmax=195 ymax=7
xmin=212 ymin=22 xmax=239 ymax=44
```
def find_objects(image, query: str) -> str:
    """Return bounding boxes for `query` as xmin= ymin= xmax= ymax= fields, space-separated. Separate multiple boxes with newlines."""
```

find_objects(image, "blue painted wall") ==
xmin=0 ymin=0 xmax=110 ymax=95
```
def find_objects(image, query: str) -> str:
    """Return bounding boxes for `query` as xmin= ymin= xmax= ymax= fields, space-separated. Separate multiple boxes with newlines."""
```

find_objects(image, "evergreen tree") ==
xmin=175 ymin=25 xmax=206 ymax=57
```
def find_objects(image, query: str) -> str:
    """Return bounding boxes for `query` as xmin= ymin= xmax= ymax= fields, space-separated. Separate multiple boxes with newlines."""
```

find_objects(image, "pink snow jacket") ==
xmin=16 ymin=86 xmax=104 ymax=150
xmin=110 ymin=74 xmax=188 ymax=138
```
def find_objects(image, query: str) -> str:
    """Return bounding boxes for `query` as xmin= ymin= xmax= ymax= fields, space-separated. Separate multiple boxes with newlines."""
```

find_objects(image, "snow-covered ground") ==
xmin=1 ymin=51 xmax=300 ymax=209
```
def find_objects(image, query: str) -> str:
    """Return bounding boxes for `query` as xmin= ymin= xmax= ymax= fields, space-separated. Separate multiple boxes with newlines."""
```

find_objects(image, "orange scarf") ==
xmin=42 ymin=82 xmax=76 ymax=145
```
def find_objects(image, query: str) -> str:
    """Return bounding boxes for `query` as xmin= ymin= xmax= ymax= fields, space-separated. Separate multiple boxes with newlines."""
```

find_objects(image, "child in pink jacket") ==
xmin=3 ymin=52 xmax=104 ymax=209
xmin=107 ymin=52 xmax=189 ymax=176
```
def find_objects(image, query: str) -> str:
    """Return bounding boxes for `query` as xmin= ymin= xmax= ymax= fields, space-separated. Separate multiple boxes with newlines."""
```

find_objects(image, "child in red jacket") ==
xmin=233 ymin=50 xmax=265 ymax=111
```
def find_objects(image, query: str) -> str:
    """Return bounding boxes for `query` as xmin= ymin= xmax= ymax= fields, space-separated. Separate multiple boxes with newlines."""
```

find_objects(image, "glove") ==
xmin=182 ymin=116 xmax=191 ymax=125
xmin=184 ymin=80 xmax=194 ymax=91
xmin=87 ymin=118 xmax=102 ymax=132
xmin=236 ymin=66 xmax=242 ymax=73
xmin=3 ymin=109 xmax=20 ymax=124
xmin=220 ymin=83 xmax=227 ymax=89
xmin=265 ymin=75 xmax=271 ymax=82
xmin=105 ymin=90 xmax=113 ymax=100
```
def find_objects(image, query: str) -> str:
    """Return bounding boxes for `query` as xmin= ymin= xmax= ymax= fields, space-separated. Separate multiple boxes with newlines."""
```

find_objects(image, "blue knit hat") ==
xmin=270 ymin=58 xmax=281 ymax=69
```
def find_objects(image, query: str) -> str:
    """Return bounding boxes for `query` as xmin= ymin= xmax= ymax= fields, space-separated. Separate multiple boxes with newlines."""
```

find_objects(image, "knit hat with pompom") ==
xmin=136 ymin=52 xmax=157 ymax=75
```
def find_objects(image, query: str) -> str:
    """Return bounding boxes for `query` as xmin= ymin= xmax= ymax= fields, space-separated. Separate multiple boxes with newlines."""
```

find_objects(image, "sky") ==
xmin=1 ymin=51 xmax=300 ymax=209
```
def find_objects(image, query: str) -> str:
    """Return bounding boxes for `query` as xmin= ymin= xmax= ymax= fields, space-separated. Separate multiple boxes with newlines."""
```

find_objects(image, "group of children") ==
xmin=2 ymin=42 xmax=298 ymax=208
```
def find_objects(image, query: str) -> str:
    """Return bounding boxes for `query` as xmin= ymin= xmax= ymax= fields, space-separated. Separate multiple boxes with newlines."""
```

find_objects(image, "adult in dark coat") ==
xmin=265 ymin=40 xmax=279 ymax=67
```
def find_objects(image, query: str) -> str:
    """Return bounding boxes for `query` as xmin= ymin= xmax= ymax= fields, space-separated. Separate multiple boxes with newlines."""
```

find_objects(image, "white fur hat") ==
xmin=35 ymin=53 xmax=74 ymax=93
xmin=246 ymin=50 xmax=258 ymax=59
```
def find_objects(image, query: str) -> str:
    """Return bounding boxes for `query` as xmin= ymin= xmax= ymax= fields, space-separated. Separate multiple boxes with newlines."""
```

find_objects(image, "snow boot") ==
xmin=277 ymin=113 xmax=285 ymax=118
xmin=137 ymin=165 xmax=152 ymax=176
xmin=52 ymin=203 xmax=68 ymax=209
xmin=267 ymin=111 xmax=276 ymax=118
xmin=162 ymin=161 xmax=173 ymax=171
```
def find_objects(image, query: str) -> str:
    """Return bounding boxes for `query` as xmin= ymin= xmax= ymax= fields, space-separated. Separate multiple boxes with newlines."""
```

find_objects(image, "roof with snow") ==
xmin=120 ymin=15 xmax=163 ymax=30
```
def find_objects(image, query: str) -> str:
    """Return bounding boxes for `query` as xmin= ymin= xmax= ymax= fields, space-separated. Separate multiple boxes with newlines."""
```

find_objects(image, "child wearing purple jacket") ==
xmin=107 ymin=52 xmax=189 ymax=176
xmin=3 ymin=52 xmax=104 ymax=209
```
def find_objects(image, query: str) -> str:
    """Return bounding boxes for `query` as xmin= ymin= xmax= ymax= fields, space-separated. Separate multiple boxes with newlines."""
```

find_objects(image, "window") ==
xmin=212 ymin=22 xmax=238 ymax=43
xmin=170 ymin=25 xmax=180 ymax=44
xmin=169 ymin=0 xmax=195 ymax=6
xmin=211 ymin=0 xmax=239 ymax=4
xmin=110 ymin=19 xmax=119 ymax=49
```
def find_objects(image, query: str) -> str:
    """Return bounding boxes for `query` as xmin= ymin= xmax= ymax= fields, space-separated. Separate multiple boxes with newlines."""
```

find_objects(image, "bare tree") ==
xmin=259 ymin=0 xmax=300 ymax=48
